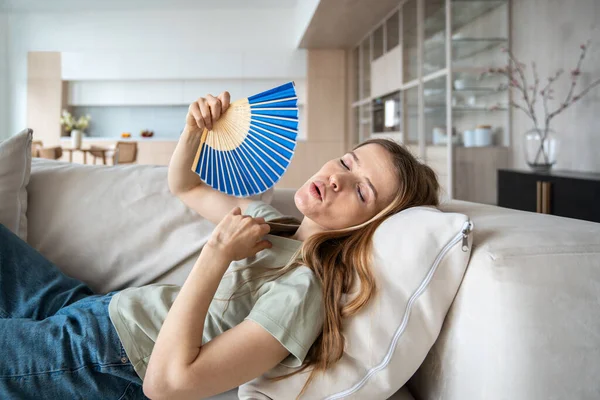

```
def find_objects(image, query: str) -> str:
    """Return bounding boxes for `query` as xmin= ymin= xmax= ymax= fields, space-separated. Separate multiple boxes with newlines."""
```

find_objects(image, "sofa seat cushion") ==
xmin=409 ymin=200 xmax=600 ymax=400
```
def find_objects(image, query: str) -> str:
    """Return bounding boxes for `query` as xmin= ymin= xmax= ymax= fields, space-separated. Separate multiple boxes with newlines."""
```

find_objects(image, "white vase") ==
xmin=71 ymin=129 xmax=82 ymax=149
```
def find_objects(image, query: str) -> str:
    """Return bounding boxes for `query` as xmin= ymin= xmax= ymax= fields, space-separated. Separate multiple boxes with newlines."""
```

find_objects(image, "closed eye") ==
xmin=339 ymin=158 xmax=365 ymax=202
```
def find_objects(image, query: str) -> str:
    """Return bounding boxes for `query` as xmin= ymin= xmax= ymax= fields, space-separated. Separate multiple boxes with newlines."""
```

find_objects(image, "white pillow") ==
xmin=27 ymin=159 xmax=274 ymax=293
xmin=238 ymin=206 xmax=473 ymax=399
xmin=0 ymin=129 xmax=32 ymax=241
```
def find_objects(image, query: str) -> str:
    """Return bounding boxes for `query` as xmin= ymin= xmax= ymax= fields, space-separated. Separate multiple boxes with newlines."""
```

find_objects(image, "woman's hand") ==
xmin=206 ymin=207 xmax=272 ymax=261
xmin=185 ymin=91 xmax=231 ymax=135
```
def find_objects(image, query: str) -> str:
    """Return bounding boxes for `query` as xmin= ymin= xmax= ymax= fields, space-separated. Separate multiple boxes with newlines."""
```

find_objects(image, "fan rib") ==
xmin=246 ymin=136 xmax=286 ymax=175
xmin=220 ymin=124 xmax=245 ymax=196
xmin=241 ymin=139 xmax=280 ymax=182
xmin=248 ymin=127 xmax=294 ymax=158
xmin=234 ymin=144 xmax=266 ymax=194
xmin=249 ymin=96 xmax=297 ymax=107
xmin=237 ymin=141 xmax=273 ymax=189
xmin=251 ymin=119 xmax=297 ymax=135
xmin=249 ymin=124 xmax=296 ymax=147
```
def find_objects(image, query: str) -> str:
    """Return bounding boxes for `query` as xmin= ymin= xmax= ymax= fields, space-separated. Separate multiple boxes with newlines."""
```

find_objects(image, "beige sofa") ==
xmin=26 ymin=160 xmax=600 ymax=399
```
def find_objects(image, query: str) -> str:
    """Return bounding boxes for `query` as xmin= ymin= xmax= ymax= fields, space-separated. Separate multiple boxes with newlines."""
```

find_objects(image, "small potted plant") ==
xmin=60 ymin=110 xmax=91 ymax=149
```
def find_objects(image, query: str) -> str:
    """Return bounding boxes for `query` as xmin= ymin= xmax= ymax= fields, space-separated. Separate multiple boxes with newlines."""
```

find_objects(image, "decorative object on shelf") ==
xmin=140 ymin=130 xmax=154 ymax=138
xmin=453 ymin=78 xmax=473 ymax=90
xmin=59 ymin=110 xmax=91 ymax=150
xmin=474 ymin=125 xmax=493 ymax=147
xmin=192 ymin=81 xmax=298 ymax=197
xmin=463 ymin=130 xmax=475 ymax=147
xmin=432 ymin=126 xmax=460 ymax=146
xmin=121 ymin=132 xmax=131 ymax=138
xmin=487 ymin=40 xmax=600 ymax=172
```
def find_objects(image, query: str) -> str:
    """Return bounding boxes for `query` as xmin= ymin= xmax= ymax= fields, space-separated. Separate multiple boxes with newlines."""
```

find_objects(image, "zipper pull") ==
xmin=461 ymin=234 xmax=469 ymax=252
xmin=461 ymin=221 xmax=473 ymax=252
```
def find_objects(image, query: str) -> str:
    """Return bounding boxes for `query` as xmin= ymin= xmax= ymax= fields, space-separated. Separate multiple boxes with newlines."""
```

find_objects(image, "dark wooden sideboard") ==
xmin=498 ymin=169 xmax=600 ymax=223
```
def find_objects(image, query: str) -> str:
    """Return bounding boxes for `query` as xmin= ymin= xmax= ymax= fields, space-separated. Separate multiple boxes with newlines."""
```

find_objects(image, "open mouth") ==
xmin=310 ymin=182 xmax=323 ymax=201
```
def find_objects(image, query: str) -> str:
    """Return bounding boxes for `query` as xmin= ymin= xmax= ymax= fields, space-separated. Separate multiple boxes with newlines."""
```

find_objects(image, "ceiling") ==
xmin=0 ymin=0 xmax=298 ymax=12
xmin=299 ymin=0 xmax=402 ymax=49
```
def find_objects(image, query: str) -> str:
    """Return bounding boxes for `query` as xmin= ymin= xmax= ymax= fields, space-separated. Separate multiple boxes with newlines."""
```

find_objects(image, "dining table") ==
xmin=62 ymin=146 xmax=110 ymax=164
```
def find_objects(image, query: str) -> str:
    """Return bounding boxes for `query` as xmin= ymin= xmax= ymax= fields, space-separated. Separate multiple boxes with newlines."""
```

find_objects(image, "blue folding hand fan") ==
xmin=191 ymin=81 xmax=298 ymax=197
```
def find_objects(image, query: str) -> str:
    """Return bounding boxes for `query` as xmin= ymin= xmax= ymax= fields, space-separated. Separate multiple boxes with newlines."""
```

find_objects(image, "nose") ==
xmin=329 ymin=173 xmax=347 ymax=192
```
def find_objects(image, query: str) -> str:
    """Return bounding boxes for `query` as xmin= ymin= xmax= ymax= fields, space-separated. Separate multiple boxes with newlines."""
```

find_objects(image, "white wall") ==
xmin=5 ymin=6 xmax=306 ymax=137
xmin=0 ymin=12 xmax=8 ymax=139
xmin=511 ymin=0 xmax=600 ymax=172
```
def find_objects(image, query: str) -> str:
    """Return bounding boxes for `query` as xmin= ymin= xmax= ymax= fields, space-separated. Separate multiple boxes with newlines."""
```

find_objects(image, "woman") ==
xmin=0 ymin=92 xmax=439 ymax=400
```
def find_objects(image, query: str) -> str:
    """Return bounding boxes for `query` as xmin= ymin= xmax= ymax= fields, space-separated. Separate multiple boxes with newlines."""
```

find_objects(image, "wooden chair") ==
xmin=31 ymin=140 xmax=44 ymax=157
xmin=89 ymin=145 xmax=108 ymax=165
xmin=37 ymin=146 xmax=63 ymax=160
xmin=111 ymin=141 xmax=138 ymax=165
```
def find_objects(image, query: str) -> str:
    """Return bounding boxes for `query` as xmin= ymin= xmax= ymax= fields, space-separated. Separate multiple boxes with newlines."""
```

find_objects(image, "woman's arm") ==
xmin=168 ymin=92 xmax=253 ymax=225
xmin=144 ymin=207 xmax=286 ymax=400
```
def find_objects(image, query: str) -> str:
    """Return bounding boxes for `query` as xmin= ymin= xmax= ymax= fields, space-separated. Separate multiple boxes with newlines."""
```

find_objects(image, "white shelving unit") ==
xmin=350 ymin=0 xmax=510 ymax=204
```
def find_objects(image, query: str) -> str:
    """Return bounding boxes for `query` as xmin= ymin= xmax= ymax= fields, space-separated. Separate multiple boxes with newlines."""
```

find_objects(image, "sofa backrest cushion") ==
xmin=27 ymin=159 xmax=272 ymax=293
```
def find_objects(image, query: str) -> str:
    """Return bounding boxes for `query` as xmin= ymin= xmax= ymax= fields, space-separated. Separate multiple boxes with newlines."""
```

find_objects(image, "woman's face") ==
xmin=294 ymin=143 xmax=399 ymax=230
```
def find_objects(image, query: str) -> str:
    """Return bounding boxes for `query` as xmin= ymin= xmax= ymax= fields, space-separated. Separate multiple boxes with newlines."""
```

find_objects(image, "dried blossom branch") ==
xmin=487 ymin=38 xmax=599 ymax=166
xmin=545 ymin=39 xmax=592 ymax=127
xmin=573 ymin=77 xmax=600 ymax=101
xmin=490 ymin=39 xmax=598 ymax=136
xmin=531 ymin=61 xmax=539 ymax=110
xmin=509 ymin=100 xmax=535 ymax=120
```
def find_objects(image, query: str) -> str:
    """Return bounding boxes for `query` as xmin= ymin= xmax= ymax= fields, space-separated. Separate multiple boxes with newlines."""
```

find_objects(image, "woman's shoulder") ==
xmin=279 ymin=266 xmax=322 ymax=295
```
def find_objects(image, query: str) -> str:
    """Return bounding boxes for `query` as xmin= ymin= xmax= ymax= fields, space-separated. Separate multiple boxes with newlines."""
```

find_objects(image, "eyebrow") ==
xmin=350 ymin=151 xmax=378 ymax=200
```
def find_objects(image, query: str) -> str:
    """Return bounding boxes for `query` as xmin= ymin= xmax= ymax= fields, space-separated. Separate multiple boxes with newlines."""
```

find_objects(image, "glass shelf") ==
xmin=424 ymin=76 xmax=447 ymax=146
xmin=404 ymin=86 xmax=419 ymax=143
xmin=425 ymin=37 xmax=507 ymax=63
xmin=421 ymin=106 xmax=507 ymax=114
xmin=416 ymin=105 xmax=507 ymax=114
xmin=360 ymin=37 xmax=371 ymax=99
xmin=386 ymin=10 xmax=400 ymax=51
xmin=423 ymin=87 xmax=506 ymax=102
xmin=403 ymin=0 xmax=419 ymax=82
xmin=373 ymin=25 xmax=384 ymax=61
xmin=425 ymin=0 xmax=507 ymax=38
xmin=453 ymin=87 xmax=505 ymax=94
xmin=424 ymin=0 xmax=446 ymax=75
xmin=452 ymin=0 xmax=508 ymax=33
xmin=452 ymin=106 xmax=507 ymax=112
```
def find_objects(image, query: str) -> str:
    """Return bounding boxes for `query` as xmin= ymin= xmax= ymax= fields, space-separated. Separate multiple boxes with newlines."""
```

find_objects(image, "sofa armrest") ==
xmin=409 ymin=201 xmax=600 ymax=400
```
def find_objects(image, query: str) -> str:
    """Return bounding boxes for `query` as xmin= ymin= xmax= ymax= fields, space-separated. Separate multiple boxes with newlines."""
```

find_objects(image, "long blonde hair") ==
xmin=220 ymin=139 xmax=440 ymax=398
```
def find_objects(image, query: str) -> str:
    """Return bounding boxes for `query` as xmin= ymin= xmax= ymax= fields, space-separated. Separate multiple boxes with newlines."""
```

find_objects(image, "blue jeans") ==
xmin=0 ymin=224 xmax=147 ymax=399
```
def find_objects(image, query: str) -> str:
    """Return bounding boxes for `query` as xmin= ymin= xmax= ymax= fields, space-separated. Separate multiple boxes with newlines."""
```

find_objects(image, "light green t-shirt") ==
xmin=108 ymin=201 xmax=324 ymax=380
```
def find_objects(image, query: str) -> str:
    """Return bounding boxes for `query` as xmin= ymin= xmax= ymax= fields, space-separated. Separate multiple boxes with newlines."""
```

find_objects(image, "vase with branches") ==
xmin=486 ymin=40 xmax=600 ymax=172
